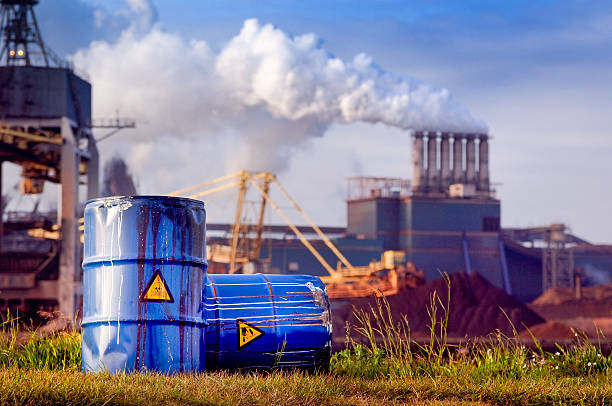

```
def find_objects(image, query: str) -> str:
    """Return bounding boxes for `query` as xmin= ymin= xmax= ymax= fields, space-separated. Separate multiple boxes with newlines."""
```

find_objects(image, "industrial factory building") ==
xmin=208 ymin=130 xmax=612 ymax=303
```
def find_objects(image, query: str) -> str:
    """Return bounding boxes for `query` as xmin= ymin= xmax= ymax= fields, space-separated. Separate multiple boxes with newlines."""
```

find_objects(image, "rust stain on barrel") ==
xmin=179 ymin=210 xmax=187 ymax=372
xmin=145 ymin=207 xmax=162 ymax=365
xmin=135 ymin=205 xmax=149 ymax=369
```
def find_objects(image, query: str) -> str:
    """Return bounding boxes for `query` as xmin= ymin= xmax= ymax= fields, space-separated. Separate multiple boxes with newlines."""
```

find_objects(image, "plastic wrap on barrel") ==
xmin=81 ymin=196 xmax=207 ymax=374
xmin=204 ymin=273 xmax=332 ymax=371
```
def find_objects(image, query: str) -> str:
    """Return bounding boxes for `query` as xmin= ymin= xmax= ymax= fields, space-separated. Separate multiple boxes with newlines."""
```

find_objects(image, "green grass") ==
xmin=0 ymin=367 xmax=611 ymax=405
xmin=0 ymin=314 xmax=81 ymax=371
xmin=2 ymin=276 xmax=612 ymax=405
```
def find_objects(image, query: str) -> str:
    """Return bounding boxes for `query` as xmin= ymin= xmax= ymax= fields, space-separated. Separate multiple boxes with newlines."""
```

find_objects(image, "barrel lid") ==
xmin=86 ymin=195 xmax=205 ymax=208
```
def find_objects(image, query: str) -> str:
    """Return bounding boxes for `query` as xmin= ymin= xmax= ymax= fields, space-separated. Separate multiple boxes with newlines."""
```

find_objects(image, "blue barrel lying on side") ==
xmin=204 ymin=273 xmax=332 ymax=371
xmin=82 ymin=196 xmax=207 ymax=374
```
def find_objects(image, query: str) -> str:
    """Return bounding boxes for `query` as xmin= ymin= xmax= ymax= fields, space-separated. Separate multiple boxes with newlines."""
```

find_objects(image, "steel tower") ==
xmin=0 ymin=0 xmax=52 ymax=66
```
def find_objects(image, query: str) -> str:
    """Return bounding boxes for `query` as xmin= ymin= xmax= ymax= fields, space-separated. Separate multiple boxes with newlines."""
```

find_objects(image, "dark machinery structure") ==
xmin=0 ymin=0 xmax=97 ymax=319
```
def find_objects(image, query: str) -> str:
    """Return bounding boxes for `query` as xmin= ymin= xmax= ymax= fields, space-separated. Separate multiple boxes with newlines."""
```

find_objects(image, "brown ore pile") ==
xmin=526 ymin=285 xmax=612 ymax=339
xmin=518 ymin=321 xmax=576 ymax=340
xmin=332 ymin=272 xmax=544 ymax=339
xmin=530 ymin=285 xmax=612 ymax=319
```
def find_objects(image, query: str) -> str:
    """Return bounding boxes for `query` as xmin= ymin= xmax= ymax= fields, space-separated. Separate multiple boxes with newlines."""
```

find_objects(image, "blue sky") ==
xmin=30 ymin=0 xmax=612 ymax=243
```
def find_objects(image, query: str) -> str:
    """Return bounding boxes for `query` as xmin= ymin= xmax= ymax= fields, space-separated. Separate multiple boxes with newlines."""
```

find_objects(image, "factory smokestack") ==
xmin=426 ymin=132 xmax=439 ymax=192
xmin=465 ymin=134 xmax=476 ymax=186
xmin=478 ymin=134 xmax=490 ymax=193
xmin=452 ymin=134 xmax=464 ymax=185
xmin=439 ymin=133 xmax=451 ymax=192
xmin=412 ymin=131 xmax=425 ymax=194
xmin=102 ymin=157 xmax=137 ymax=197
xmin=412 ymin=131 xmax=491 ymax=197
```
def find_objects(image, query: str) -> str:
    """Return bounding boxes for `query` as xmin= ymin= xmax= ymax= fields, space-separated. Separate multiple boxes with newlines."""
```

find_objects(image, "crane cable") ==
xmin=272 ymin=178 xmax=356 ymax=273
xmin=247 ymin=173 xmax=339 ymax=277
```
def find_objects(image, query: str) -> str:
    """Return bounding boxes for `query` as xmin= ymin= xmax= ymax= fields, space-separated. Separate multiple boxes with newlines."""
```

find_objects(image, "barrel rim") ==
xmin=86 ymin=195 xmax=205 ymax=208
xmin=82 ymin=256 xmax=208 ymax=266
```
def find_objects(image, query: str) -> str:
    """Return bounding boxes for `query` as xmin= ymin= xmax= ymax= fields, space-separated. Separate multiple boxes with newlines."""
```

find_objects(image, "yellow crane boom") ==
xmin=168 ymin=170 xmax=244 ymax=197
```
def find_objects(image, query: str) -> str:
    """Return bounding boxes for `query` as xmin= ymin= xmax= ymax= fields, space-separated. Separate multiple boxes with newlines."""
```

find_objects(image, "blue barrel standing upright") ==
xmin=82 ymin=196 xmax=207 ymax=374
xmin=204 ymin=273 xmax=332 ymax=371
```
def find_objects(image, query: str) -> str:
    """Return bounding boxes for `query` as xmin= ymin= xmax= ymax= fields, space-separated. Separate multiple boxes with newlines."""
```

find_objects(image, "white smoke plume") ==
xmin=216 ymin=19 xmax=486 ymax=133
xmin=72 ymin=13 xmax=486 ymax=175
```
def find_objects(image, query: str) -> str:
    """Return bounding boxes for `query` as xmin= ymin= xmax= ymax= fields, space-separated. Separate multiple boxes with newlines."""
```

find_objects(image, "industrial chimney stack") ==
xmin=426 ymin=131 xmax=439 ymax=192
xmin=412 ymin=131 xmax=425 ymax=193
xmin=452 ymin=134 xmax=464 ymax=184
xmin=411 ymin=131 xmax=491 ymax=198
xmin=465 ymin=134 xmax=476 ymax=185
xmin=439 ymin=133 xmax=451 ymax=192
xmin=478 ymin=134 xmax=490 ymax=192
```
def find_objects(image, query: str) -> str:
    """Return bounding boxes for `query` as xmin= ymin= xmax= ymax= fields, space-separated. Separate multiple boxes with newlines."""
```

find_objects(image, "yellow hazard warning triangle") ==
xmin=142 ymin=270 xmax=174 ymax=302
xmin=237 ymin=319 xmax=264 ymax=349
